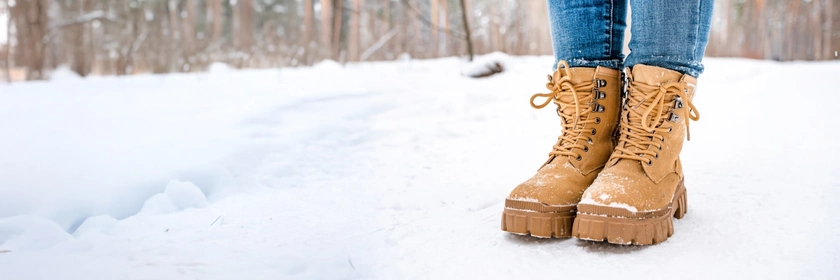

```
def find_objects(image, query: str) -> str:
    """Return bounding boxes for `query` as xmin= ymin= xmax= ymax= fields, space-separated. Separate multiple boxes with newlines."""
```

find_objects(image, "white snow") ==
xmin=1 ymin=56 xmax=839 ymax=279
xmin=48 ymin=65 xmax=83 ymax=81
xmin=206 ymin=62 xmax=233 ymax=73
xmin=606 ymin=202 xmax=637 ymax=213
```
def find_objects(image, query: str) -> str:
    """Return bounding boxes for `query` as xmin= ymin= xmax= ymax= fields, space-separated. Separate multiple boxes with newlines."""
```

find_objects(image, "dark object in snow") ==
xmin=468 ymin=62 xmax=505 ymax=78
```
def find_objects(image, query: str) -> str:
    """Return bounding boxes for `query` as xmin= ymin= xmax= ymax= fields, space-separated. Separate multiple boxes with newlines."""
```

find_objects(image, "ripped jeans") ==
xmin=548 ymin=0 xmax=714 ymax=77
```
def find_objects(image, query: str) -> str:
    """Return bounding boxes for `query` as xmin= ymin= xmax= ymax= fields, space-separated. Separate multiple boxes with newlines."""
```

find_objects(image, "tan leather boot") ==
xmin=571 ymin=64 xmax=700 ymax=245
xmin=501 ymin=61 xmax=622 ymax=238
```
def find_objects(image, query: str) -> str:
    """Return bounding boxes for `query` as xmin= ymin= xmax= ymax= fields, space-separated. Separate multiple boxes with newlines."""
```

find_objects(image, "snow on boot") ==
xmin=571 ymin=64 xmax=700 ymax=245
xmin=501 ymin=61 xmax=622 ymax=238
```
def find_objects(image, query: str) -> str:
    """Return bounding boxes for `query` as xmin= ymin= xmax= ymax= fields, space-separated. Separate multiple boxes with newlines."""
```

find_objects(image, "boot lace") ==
xmin=529 ymin=61 xmax=602 ymax=161
xmin=612 ymin=80 xmax=700 ymax=165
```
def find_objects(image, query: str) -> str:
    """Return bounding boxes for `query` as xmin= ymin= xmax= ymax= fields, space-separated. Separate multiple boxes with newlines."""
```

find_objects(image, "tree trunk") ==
xmin=458 ymin=0 xmax=473 ymax=61
xmin=4 ymin=0 xmax=11 ymax=82
xmin=68 ymin=0 xmax=87 ymax=76
xmin=440 ymin=0 xmax=448 ymax=56
xmin=303 ymin=0 xmax=314 ymax=62
xmin=11 ymin=0 xmax=49 ymax=80
xmin=812 ymin=0 xmax=822 ymax=60
xmin=383 ymin=0 xmax=392 ymax=58
xmin=332 ymin=0 xmax=344 ymax=60
xmin=168 ymin=0 xmax=180 ymax=40
xmin=210 ymin=0 xmax=223 ymax=42
xmin=430 ymin=0 xmax=438 ymax=56
xmin=489 ymin=1 xmax=499 ymax=53
xmin=183 ymin=0 xmax=197 ymax=52
xmin=238 ymin=0 xmax=254 ymax=54
xmin=321 ymin=0 xmax=333 ymax=57
xmin=348 ymin=0 xmax=362 ymax=61
xmin=825 ymin=0 xmax=834 ymax=59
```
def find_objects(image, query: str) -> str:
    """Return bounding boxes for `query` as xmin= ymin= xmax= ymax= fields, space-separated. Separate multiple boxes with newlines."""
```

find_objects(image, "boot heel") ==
xmin=673 ymin=182 xmax=688 ymax=219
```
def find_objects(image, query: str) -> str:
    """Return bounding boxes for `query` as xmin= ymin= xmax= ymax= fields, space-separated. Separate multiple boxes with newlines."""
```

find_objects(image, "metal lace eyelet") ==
xmin=647 ymin=160 xmax=653 ymax=166
xmin=674 ymin=98 xmax=684 ymax=109
xmin=583 ymin=146 xmax=589 ymax=152
xmin=595 ymin=117 xmax=601 ymax=124
xmin=668 ymin=113 xmax=680 ymax=123
xmin=587 ymin=138 xmax=593 ymax=144
xmin=591 ymin=128 xmax=597 ymax=135
xmin=594 ymin=104 xmax=605 ymax=113
xmin=668 ymin=127 xmax=673 ymax=133
xmin=576 ymin=155 xmax=583 ymax=161
xmin=593 ymin=91 xmax=606 ymax=100
xmin=654 ymin=154 xmax=659 ymax=159
xmin=658 ymin=145 xmax=662 ymax=151
xmin=597 ymin=79 xmax=607 ymax=88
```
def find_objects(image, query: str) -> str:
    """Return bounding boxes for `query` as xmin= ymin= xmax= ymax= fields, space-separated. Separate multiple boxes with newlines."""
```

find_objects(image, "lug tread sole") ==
xmin=571 ymin=181 xmax=688 ymax=245
xmin=501 ymin=200 xmax=576 ymax=238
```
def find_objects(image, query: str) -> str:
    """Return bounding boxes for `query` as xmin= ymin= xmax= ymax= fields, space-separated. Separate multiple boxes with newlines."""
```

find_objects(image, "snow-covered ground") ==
xmin=1 ymin=56 xmax=838 ymax=279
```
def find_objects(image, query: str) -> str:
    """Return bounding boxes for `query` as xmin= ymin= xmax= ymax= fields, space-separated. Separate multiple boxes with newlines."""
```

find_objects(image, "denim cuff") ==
xmin=626 ymin=56 xmax=705 ymax=78
xmin=553 ymin=58 xmax=624 ymax=71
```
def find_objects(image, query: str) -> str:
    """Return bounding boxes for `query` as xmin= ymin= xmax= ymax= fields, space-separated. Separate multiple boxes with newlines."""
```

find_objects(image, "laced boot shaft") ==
xmin=529 ymin=61 xmax=623 ymax=174
xmin=572 ymin=64 xmax=701 ymax=245
xmin=501 ymin=61 xmax=622 ymax=238
xmin=611 ymin=71 xmax=700 ymax=169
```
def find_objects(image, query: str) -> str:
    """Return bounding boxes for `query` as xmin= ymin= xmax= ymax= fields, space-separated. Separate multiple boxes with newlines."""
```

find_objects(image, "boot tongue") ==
xmin=555 ymin=67 xmax=597 ymax=117
xmin=561 ymin=67 xmax=596 ymax=84
xmin=630 ymin=64 xmax=683 ymax=85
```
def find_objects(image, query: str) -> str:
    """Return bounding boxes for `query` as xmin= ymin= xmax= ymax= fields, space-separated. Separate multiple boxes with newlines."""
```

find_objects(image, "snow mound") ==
xmin=312 ymin=59 xmax=343 ymax=72
xmin=139 ymin=180 xmax=208 ymax=215
xmin=164 ymin=180 xmax=209 ymax=210
xmin=73 ymin=215 xmax=118 ymax=237
xmin=49 ymin=65 xmax=82 ymax=80
xmin=0 ymin=216 xmax=73 ymax=252
xmin=207 ymin=62 xmax=233 ymax=73
xmin=461 ymin=51 xmax=512 ymax=78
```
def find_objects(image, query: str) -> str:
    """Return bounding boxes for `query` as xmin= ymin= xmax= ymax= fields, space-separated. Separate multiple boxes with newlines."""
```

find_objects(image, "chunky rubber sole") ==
xmin=571 ymin=181 xmax=688 ymax=245
xmin=501 ymin=199 xmax=576 ymax=238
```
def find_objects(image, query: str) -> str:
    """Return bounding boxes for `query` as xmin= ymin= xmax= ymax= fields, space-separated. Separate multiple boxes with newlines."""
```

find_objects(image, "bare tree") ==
xmin=458 ymin=0 xmax=473 ymax=61
xmin=3 ymin=0 xmax=11 ymax=82
xmin=237 ymin=0 xmax=254 ymax=54
xmin=303 ymin=0 xmax=314 ymax=63
xmin=349 ymin=0 xmax=363 ymax=61
xmin=332 ymin=0 xmax=344 ymax=60
xmin=210 ymin=0 xmax=223 ymax=42
xmin=11 ymin=0 xmax=49 ymax=80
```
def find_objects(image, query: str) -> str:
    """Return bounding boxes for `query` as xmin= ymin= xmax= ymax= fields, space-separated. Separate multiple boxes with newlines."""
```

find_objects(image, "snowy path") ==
xmin=1 ymin=57 xmax=838 ymax=279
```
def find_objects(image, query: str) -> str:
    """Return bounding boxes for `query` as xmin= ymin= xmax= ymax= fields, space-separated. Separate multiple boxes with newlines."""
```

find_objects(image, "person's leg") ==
xmin=548 ymin=0 xmax=628 ymax=70
xmin=624 ymin=0 xmax=714 ymax=77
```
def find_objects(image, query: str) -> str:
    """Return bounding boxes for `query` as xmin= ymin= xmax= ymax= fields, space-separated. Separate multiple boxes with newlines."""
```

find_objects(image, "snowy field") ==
xmin=1 ymin=56 xmax=838 ymax=279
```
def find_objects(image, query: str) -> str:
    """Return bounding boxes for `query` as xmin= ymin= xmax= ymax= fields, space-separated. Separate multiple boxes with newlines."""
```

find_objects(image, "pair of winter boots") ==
xmin=501 ymin=61 xmax=699 ymax=245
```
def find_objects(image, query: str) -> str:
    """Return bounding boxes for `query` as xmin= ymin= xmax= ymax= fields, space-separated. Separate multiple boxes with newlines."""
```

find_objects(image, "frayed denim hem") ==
xmin=626 ymin=56 xmax=705 ymax=78
xmin=552 ymin=58 xmax=624 ymax=71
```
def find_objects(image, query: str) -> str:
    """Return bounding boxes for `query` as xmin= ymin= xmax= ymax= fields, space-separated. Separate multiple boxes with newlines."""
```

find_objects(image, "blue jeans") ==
xmin=548 ymin=0 xmax=714 ymax=77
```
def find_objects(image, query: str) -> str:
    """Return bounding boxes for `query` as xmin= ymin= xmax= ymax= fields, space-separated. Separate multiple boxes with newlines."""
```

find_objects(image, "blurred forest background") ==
xmin=0 ymin=0 xmax=838 ymax=81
